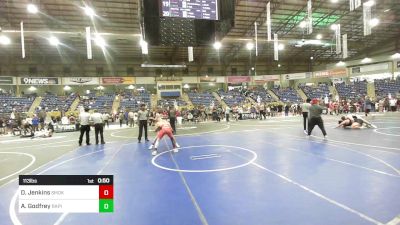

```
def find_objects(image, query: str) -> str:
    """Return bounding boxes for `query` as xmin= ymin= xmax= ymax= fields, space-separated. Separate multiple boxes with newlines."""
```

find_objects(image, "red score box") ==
xmin=99 ymin=185 xmax=114 ymax=199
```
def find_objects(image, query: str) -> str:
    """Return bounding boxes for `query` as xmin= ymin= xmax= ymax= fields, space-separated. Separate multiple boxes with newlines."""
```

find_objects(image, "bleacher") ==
xmin=335 ymin=81 xmax=367 ymax=100
xmin=247 ymin=88 xmax=274 ymax=103
xmin=78 ymin=93 xmax=115 ymax=114
xmin=374 ymin=78 xmax=400 ymax=99
xmin=158 ymin=98 xmax=187 ymax=108
xmin=218 ymin=90 xmax=246 ymax=107
xmin=188 ymin=92 xmax=219 ymax=107
xmin=0 ymin=95 xmax=33 ymax=116
xmin=39 ymin=94 xmax=76 ymax=111
xmin=272 ymin=88 xmax=302 ymax=103
xmin=120 ymin=91 xmax=151 ymax=111
xmin=300 ymin=84 xmax=330 ymax=99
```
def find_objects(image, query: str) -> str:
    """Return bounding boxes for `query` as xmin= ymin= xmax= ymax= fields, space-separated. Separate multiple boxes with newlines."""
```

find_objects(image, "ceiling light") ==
xmin=127 ymin=85 xmax=135 ymax=90
xmin=84 ymin=6 xmax=95 ymax=17
xmin=361 ymin=57 xmax=372 ymax=63
xmin=364 ymin=0 xmax=375 ymax=7
xmin=316 ymin=34 xmax=322 ymax=39
xmin=391 ymin=53 xmax=400 ymax=59
xmin=63 ymin=86 xmax=71 ymax=91
xmin=213 ymin=41 xmax=222 ymax=50
xmin=330 ymin=24 xmax=338 ymax=30
xmin=330 ymin=0 xmax=339 ymax=3
xmin=299 ymin=21 xmax=307 ymax=28
xmin=384 ymin=9 xmax=391 ymax=12
xmin=94 ymin=35 xmax=106 ymax=48
xmin=27 ymin=4 xmax=38 ymax=14
xmin=246 ymin=42 xmax=254 ymax=50
xmin=48 ymin=36 xmax=59 ymax=46
xmin=183 ymin=84 xmax=190 ymax=89
xmin=278 ymin=64 xmax=281 ymax=67
xmin=251 ymin=67 xmax=255 ymax=71
xmin=0 ymin=35 xmax=11 ymax=45
xmin=336 ymin=61 xmax=346 ymax=66
xmin=278 ymin=44 xmax=285 ymax=51
xmin=369 ymin=18 xmax=379 ymax=27
xmin=29 ymin=86 xmax=37 ymax=91
xmin=310 ymin=56 xmax=314 ymax=60
xmin=86 ymin=90 xmax=91 ymax=94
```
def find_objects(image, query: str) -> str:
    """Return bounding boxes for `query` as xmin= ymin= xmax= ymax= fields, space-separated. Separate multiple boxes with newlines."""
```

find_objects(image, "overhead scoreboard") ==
xmin=19 ymin=175 xmax=114 ymax=213
xmin=161 ymin=0 xmax=218 ymax=20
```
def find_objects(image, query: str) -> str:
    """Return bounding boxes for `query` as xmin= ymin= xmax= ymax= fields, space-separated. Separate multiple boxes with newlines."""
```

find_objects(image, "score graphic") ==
xmin=18 ymin=175 xmax=114 ymax=213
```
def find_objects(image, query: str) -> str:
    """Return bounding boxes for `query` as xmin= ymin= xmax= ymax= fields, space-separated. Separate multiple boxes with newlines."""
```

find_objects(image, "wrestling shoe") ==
xmin=173 ymin=148 xmax=179 ymax=153
xmin=148 ymin=144 xmax=154 ymax=150
xmin=152 ymin=150 xmax=157 ymax=156
xmin=175 ymin=143 xmax=180 ymax=148
xmin=303 ymin=130 xmax=307 ymax=134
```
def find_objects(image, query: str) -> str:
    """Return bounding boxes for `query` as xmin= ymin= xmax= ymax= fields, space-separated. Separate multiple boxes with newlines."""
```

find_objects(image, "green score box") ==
xmin=99 ymin=199 xmax=114 ymax=213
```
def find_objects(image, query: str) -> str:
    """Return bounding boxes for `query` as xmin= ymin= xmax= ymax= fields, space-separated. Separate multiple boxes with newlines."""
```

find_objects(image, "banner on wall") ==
xmin=155 ymin=77 xmax=182 ymax=82
xmin=314 ymin=69 xmax=347 ymax=78
xmin=0 ymin=76 xmax=15 ymax=85
xmin=227 ymin=76 xmax=251 ymax=83
xmin=62 ymin=77 xmax=99 ymax=85
xmin=20 ymin=77 xmax=59 ymax=85
xmin=101 ymin=77 xmax=135 ymax=85
xmin=283 ymin=72 xmax=310 ymax=80
xmin=199 ymin=76 xmax=217 ymax=82
xmin=254 ymin=75 xmax=280 ymax=83
xmin=351 ymin=63 xmax=389 ymax=74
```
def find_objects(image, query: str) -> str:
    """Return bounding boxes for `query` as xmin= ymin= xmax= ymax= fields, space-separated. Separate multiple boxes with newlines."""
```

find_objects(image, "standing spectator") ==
xmin=389 ymin=98 xmax=397 ymax=112
xmin=119 ymin=111 xmax=124 ymax=127
xmin=0 ymin=117 xmax=4 ymax=135
xmin=78 ymin=108 xmax=91 ymax=146
xmin=31 ymin=114 xmax=39 ymax=132
xmin=301 ymin=98 xmax=311 ymax=134
xmin=124 ymin=110 xmax=129 ymax=126
xmin=225 ymin=106 xmax=231 ymax=123
xmin=128 ymin=110 xmax=135 ymax=127
xmin=364 ymin=96 xmax=372 ymax=116
xmin=284 ymin=104 xmax=290 ymax=116
xmin=103 ymin=113 xmax=109 ymax=128
xmin=92 ymin=110 xmax=105 ymax=145
xmin=137 ymin=104 xmax=149 ymax=143
xmin=168 ymin=106 xmax=177 ymax=134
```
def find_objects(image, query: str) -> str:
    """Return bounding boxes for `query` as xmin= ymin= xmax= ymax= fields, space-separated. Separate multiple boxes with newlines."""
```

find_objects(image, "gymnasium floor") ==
xmin=0 ymin=113 xmax=399 ymax=225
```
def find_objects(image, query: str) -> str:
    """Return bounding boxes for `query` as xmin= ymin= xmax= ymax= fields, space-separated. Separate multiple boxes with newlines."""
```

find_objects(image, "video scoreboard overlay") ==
xmin=161 ymin=0 xmax=218 ymax=20
xmin=18 ymin=175 xmax=113 ymax=213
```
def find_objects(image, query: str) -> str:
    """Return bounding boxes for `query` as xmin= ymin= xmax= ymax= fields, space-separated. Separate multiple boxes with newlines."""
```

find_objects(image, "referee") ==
xmin=137 ymin=104 xmax=149 ymax=143
xmin=78 ymin=108 xmax=91 ymax=146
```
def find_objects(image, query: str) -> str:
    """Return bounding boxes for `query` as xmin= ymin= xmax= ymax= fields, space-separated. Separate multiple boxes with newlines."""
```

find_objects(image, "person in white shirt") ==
xmin=92 ymin=110 xmax=105 ymax=145
xmin=78 ymin=108 xmax=91 ymax=146
xmin=128 ymin=110 xmax=135 ymax=127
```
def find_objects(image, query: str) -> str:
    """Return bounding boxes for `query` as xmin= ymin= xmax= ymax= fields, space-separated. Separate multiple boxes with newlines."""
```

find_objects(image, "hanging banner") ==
xmin=254 ymin=75 xmax=280 ymax=83
xmin=307 ymin=0 xmax=313 ymax=34
xmin=0 ymin=76 xmax=15 ymax=85
xmin=363 ymin=3 xmax=372 ymax=36
xmin=274 ymin=33 xmax=278 ymax=61
xmin=21 ymin=22 xmax=25 ymax=59
xmin=282 ymin=72 xmax=310 ymax=80
xmin=20 ymin=77 xmax=59 ymax=85
xmin=227 ymin=76 xmax=251 ymax=83
xmin=266 ymin=2 xmax=271 ymax=41
xmin=254 ymin=22 xmax=258 ymax=56
xmin=86 ymin=27 xmax=92 ymax=60
xmin=188 ymin=46 xmax=193 ymax=62
xmin=101 ymin=77 xmax=135 ymax=85
xmin=342 ymin=34 xmax=348 ymax=59
xmin=335 ymin=24 xmax=341 ymax=54
xmin=62 ymin=77 xmax=100 ymax=85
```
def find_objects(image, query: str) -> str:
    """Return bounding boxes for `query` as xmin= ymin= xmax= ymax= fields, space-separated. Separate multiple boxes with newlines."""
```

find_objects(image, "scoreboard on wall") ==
xmin=161 ymin=0 xmax=218 ymax=20
xmin=19 ymin=175 xmax=113 ymax=213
